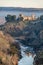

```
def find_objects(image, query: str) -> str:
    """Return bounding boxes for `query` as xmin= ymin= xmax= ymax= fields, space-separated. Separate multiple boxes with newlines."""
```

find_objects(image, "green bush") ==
xmin=5 ymin=15 xmax=16 ymax=22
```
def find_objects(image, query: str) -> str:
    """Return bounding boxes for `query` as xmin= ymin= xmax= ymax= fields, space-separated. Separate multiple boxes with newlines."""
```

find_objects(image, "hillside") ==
xmin=0 ymin=31 xmax=21 ymax=65
xmin=0 ymin=14 xmax=43 ymax=65
xmin=0 ymin=15 xmax=43 ymax=49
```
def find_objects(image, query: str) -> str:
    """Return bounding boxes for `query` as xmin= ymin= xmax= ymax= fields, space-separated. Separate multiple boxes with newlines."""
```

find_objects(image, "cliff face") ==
xmin=0 ymin=16 xmax=43 ymax=48
xmin=0 ymin=31 xmax=10 ymax=51
xmin=0 ymin=31 xmax=21 ymax=65
xmin=0 ymin=14 xmax=43 ymax=65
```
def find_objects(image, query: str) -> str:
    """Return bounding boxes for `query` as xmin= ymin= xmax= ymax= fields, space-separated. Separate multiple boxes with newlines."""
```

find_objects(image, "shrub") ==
xmin=5 ymin=15 xmax=16 ymax=22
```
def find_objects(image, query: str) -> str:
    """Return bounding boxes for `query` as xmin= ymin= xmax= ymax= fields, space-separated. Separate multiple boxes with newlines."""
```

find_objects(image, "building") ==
xmin=18 ymin=14 xmax=36 ymax=21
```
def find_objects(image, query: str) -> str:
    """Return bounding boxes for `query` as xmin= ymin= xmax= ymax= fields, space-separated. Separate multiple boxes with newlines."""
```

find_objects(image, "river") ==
xmin=15 ymin=40 xmax=35 ymax=65
xmin=19 ymin=44 xmax=35 ymax=65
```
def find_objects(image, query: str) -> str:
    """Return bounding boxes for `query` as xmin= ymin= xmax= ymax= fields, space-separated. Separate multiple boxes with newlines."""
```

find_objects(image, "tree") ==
xmin=40 ymin=15 xmax=43 ymax=20
xmin=5 ymin=15 xmax=12 ymax=22
xmin=11 ymin=15 xmax=16 ymax=21
xmin=5 ymin=15 xmax=16 ymax=22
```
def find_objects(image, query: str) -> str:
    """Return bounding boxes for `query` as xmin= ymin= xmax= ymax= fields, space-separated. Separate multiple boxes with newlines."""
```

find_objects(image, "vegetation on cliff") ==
xmin=0 ymin=14 xmax=43 ymax=65
xmin=0 ymin=15 xmax=43 ymax=48
xmin=0 ymin=31 xmax=21 ymax=65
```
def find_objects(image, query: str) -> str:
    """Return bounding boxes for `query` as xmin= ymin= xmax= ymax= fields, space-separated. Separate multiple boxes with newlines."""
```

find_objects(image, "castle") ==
xmin=19 ymin=14 xmax=36 ymax=21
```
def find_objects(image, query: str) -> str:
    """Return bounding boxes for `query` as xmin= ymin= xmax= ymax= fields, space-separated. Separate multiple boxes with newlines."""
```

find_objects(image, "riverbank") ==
xmin=0 ymin=14 xmax=43 ymax=65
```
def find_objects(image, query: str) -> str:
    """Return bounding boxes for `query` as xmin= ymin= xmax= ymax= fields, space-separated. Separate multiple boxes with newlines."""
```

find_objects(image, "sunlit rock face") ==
xmin=0 ymin=31 xmax=10 ymax=52
xmin=0 ymin=31 xmax=21 ymax=65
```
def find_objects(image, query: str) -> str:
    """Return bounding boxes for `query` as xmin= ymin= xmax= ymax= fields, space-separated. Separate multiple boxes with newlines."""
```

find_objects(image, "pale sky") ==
xmin=0 ymin=0 xmax=43 ymax=8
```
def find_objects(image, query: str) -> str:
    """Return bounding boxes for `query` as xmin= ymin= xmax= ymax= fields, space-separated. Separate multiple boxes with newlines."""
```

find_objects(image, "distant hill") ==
xmin=0 ymin=7 xmax=43 ymax=12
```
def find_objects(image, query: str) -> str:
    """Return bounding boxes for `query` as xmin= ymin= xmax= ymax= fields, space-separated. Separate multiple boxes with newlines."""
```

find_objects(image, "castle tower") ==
xmin=31 ymin=14 xmax=36 ymax=20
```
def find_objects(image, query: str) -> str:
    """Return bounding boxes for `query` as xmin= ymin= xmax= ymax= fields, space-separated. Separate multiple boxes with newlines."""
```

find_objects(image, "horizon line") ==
xmin=0 ymin=6 xmax=43 ymax=9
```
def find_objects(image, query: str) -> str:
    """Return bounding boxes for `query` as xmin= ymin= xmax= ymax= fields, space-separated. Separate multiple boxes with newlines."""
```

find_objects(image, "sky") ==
xmin=0 ymin=0 xmax=43 ymax=8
